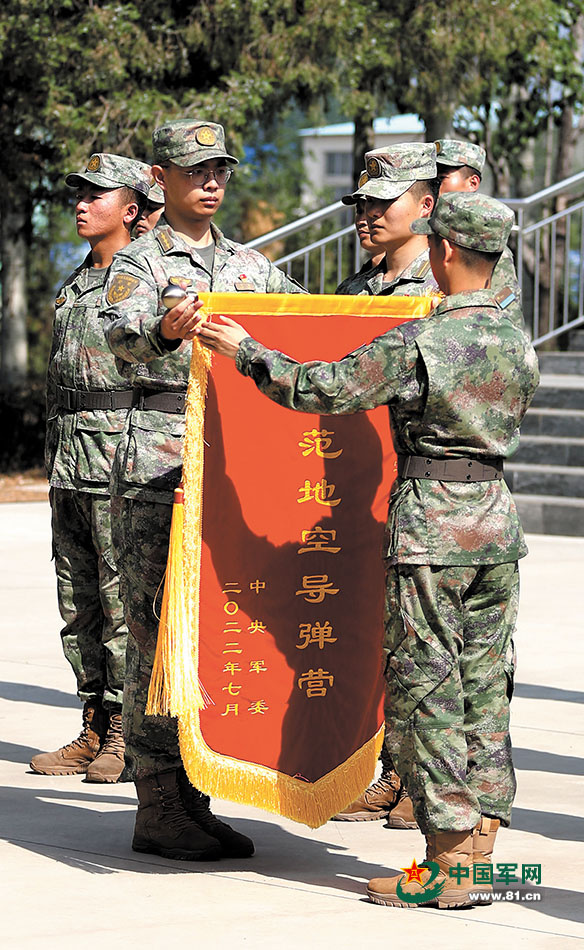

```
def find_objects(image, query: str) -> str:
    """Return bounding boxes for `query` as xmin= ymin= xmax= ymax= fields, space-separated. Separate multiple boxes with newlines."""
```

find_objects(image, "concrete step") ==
xmin=514 ymin=493 xmax=584 ymax=536
xmin=513 ymin=434 xmax=584 ymax=467
xmin=506 ymin=462 xmax=584 ymax=498
xmin=530 ymin=374 xmax=584 ymax=410
xmin=522 ymin=407 xmax=584 ymax=438
xmin=538 ymin=351 xmax=584 ymax=375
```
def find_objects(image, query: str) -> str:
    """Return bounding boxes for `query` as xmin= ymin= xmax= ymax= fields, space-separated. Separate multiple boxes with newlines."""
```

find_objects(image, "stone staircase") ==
xmin=507 ymin=333 xmax=584 ymax=536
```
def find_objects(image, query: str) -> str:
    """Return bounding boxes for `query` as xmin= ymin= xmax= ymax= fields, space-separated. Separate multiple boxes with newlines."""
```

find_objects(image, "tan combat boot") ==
xmin=472 ymin=816 xmax=500 ymax=904
xmin=331 ymin=768 xmax=401 ymax=821
xmin=367 ymin=829 xmax=475 ymax=909
xmin=386 ymin=786 xmax=418 ymax=830
xmin=29 ymin=699 xmax=107 ymax=775
xmin=132 ymin=769 xmax=222 ymax=861
xmin=85 ymin=711 xmax=125 ymax=783
xmin=177 ymin=768 xmax=254 ymax=858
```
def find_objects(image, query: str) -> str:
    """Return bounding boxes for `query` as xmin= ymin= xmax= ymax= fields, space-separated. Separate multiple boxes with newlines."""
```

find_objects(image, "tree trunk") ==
xmin=0 ymin=200 xmax=29 ymax=388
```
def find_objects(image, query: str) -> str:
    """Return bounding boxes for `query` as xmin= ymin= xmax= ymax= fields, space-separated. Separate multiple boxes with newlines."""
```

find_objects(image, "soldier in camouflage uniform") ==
xmin=335 ymin=192 xmax=384 ymax=294
xmin=132 ymin=179 xmax=165 ymax=239
xmin=334 ymin=143 xmax=439 ymax=824
xmin=335 ymin=143 xmax=438 ymax=298
xmin=30 ymin=154 xmax=150 ymax=784
xmin=193 ymin=192 xmax=539 ymax=908
xmin=435 ymin=139 xmax=523 ymax=327
xmin=102 ymin=118 xmax=305 ymax=862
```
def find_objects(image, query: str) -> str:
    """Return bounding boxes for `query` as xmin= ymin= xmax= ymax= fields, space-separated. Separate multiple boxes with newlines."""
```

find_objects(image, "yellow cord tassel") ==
xmin=146 ymin=334 xmax=212 ymax=717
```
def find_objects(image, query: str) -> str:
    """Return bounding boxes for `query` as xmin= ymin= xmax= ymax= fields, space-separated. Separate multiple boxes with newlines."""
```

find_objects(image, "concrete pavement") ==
xmin=1 ymin=502 xmax=583 ymax=949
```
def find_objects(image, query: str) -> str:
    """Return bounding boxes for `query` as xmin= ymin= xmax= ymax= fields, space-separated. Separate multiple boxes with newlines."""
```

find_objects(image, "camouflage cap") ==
xmin=341 ymin=168 xmax=368 ymax=206
xmin=435 ymin=139 xmax=486 ymax=174
xmin=352 ymin=143 xmax=437 ymax=202
xmin=410 ymin=191 xmax=514 ymax=252
xmin=65 ymin=153 xmax=151 ymax=195
xmin=147 ymin=181 xmax=165 ymax=205
xmin=152 ymin=119 xmax=239 ymax=167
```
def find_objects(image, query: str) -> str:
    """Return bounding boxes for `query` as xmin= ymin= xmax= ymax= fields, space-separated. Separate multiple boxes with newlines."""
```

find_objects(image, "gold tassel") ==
xmin=179 ymin=714 xmax=384 ymax=829
xmin=146 ymin=334 xmax=212 ymax=717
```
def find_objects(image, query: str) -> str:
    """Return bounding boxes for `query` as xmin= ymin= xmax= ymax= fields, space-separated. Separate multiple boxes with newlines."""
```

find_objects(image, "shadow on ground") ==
xmin=1 ymin=784 xmax=582 ymax=926
xmin=0 ymin=681 xmax=78 ymax=709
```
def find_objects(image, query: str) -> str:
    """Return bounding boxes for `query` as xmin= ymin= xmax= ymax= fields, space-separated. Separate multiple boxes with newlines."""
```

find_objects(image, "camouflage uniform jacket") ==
xmin=46 ymin=253 xmax=131 ymax=495
xmin=103 ymin=218 xmax=306 ymax=503
xmin=236 ymin=289 xmax=540 ymax=566
xmin=492 ymin=246 xmax=523 ymax=328
xmin=335 ymin=248 xmax=438 ymax=297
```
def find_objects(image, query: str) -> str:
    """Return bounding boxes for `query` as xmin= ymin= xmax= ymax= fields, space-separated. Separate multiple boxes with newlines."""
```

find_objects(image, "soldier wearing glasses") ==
xmin=102 ymin=119 xmax=304 ymax=863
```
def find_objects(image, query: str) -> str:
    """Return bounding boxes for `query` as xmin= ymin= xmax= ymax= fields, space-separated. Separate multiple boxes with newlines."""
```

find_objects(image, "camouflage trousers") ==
xmin=50 ymin=488 xmax=127 ymax=709
xmin=111 ymin=496 xmax=181 ymax=779
xmin=383 ymin=561 xmax=518 ymax=835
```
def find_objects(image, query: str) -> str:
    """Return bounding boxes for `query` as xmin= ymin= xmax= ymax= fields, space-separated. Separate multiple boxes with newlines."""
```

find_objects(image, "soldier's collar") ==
xmin=433 ymin=289 xmax=501 ymax=313
xmin=396 ymin=249 xmax=432 ymax=282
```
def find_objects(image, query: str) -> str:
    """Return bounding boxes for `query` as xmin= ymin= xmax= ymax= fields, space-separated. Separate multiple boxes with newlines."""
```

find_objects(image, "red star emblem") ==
xmin=400 ymin=858 xmax=425 ymax=885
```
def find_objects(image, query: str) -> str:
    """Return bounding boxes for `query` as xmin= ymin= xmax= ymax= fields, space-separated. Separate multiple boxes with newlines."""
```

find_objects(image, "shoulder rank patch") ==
xmin=412 ymin=260 xmax=432 ymax=279
xmin=106 ymin=274 xmax=139 ymax=305
xmin=494 ymin=286 xmax=516 ymax=310
xmin=156 ymin=229 xmax=175 ymax=253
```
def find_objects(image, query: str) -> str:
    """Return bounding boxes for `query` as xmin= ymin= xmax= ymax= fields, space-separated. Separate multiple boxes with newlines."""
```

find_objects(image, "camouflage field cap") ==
xmin=411 ymin=191 xmax=514 ymax=252
xmin=341 ymin=168 xmax=368 ymax=206
xmin=152 ymin=119 xmax=239 ymax=167
xmin=65 ymin=153 xmax=151 ymax=195
xmin=349 ymin=143 xmax=437 ymax=202
xmin=435 ymin=139 xmax=486 ymax=174
xmin=147 ymin=181 xmax=165 ymax=205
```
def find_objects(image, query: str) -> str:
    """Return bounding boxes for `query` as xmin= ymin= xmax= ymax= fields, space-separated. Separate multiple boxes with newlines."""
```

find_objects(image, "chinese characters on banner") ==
xmin=177 ymin=294 xmax=435 ymax=826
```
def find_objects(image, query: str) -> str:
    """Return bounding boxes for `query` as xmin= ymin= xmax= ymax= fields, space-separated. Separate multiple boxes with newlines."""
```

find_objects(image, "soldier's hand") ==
xmin=195 ymin=315 xmax=249 ymax=360
xmin=159 ymin=296 xmax=205 ymax=341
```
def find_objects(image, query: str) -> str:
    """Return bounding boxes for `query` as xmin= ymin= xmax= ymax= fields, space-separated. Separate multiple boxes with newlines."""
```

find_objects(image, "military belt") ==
xmin=55 ymin=385 xmax=133 ymax=411
xmin=397 ymin=455 xmax=504 ymax=482
xmin=132 ymin=389 xmax=186 ymax=413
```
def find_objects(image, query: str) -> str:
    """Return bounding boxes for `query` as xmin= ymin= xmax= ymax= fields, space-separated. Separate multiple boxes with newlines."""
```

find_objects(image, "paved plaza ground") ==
xmin=1 ymin=501 xmax=583 ymax=949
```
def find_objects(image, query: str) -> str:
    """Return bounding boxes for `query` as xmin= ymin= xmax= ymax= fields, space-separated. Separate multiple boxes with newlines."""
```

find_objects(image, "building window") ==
xmin=325 ymin=151 xmax=352 ymax=177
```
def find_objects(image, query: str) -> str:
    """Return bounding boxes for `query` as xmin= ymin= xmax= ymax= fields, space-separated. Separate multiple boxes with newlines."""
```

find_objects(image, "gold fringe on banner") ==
xmin=179 ymin=714 xmax=385 ymax=830
xmin=145 ymin=334 xmax=212 ymax=717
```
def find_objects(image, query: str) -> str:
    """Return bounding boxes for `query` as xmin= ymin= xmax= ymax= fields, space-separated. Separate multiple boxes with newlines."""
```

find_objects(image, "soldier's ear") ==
xmin=152 ymin=165 xmax=167 ymax=192
xmin=419 ymin=193 xmax=434 ymax=217
xmin=123 ymin=202 xmax=140 ymax=229
xmin=442 ymin=238 xmax=455 ymax=264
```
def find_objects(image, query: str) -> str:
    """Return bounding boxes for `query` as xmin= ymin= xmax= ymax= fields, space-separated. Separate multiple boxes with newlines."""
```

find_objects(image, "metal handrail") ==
xmin=504 ymin=170 xmax=584 ymax=209
xmin=246 ymin=200 xmax=344 ymax=250
xmin=244 ymin=169 xmax=584 ymax=347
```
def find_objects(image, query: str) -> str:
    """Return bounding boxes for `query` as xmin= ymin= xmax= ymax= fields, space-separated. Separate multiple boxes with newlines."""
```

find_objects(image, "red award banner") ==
xmin=155 ymin=293 xmax=435 ymax=827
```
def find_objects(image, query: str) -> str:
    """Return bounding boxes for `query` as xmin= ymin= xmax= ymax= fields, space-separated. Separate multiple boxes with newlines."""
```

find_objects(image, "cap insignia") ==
xmin=195 ymin=126 xmax=217 ymax=147
xmin=358 ymin=171 xmax=369 ymax=188
xmin=435 ymin=141 xmax=442 ymax=154
xmin=87 ymin=155 xmax=101 ymax=172
xmin=366 ymin=157 xmax=381 ymax=178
